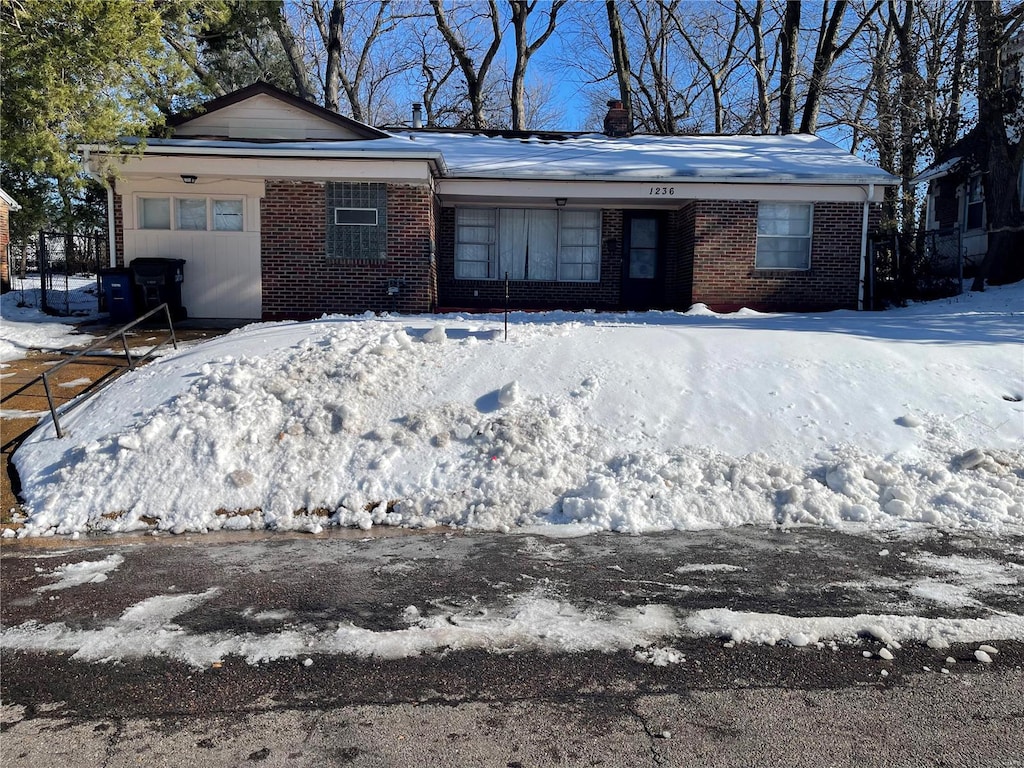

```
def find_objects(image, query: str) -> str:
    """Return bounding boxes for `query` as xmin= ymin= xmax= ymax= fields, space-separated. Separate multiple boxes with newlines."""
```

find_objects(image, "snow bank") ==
xmin=11 ymin=283 xmax=1024 ymax=537
xmin=0 ymin=276 xmax=97 ymax=361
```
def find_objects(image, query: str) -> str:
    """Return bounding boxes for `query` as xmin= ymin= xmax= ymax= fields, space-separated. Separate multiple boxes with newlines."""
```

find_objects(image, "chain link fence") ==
xmin=5 ymin=231 xmax=105 ymax=317
xmin=866 ymin=228 xmax=963 ymax=309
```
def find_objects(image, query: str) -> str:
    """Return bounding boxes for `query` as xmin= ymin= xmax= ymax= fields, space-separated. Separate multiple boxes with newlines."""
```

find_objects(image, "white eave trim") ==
xmin=911 ymin=156 xmax=961 ymax=185
xmin=80 ymin=142 xmax=448 ymax=175
xmin=0 ymin=188 xmax=21 ymax=210
xmin=437 ymin=178 xmax=889 ymax=204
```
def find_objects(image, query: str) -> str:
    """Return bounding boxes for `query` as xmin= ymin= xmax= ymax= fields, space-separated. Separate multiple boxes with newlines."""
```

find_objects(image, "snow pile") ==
xmin=0 ymin=276 xmax=97 ymax=361
xmin=11 ymin=283 xmax=1024 ymax=537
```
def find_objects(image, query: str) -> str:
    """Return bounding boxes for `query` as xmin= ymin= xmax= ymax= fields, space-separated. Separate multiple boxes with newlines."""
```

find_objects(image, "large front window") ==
xmin=755 ymin=202 xmax=812 ymax=270
xmin=455 ymin=207 xmax=601 ymax=281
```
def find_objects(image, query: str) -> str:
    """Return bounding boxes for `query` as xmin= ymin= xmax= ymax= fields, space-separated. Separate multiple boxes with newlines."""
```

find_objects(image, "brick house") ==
xmin=82 ymin=83 xmax=896 ymax=320
xmin=0 ymin=187 xmax=20 ymax=293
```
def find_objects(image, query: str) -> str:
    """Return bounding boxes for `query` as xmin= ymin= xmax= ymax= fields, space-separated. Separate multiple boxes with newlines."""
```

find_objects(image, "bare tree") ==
xmin=509 ymin=0 xmax=566 ymax=130
xmin=430 ymin=0 xmax=504 ymax=129
xmin=669 ymin=0 xmax=745 ymax=133
xmin=737 ymin=0 xmax=774 ymax=134
xmin=799 ymin=0 xmax=885 ymax=133
xmin=606 ymin=0 xmax=633 ymax=126
xmin=779 ymin=0 xmax=801 ymax=133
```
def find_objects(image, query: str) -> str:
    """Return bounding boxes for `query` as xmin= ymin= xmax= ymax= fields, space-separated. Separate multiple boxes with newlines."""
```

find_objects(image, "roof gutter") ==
xmin=80 ymin=142 xmax=450 ymax=176
xmin=858 ymin=183 xmax=875 ymax=311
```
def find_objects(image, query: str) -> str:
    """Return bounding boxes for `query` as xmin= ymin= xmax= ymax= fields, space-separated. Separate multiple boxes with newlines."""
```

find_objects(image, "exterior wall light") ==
xmin=181 ymin=174 xmax=197 ymax=184
xmin=555 ymin=198 xmax=567 ymax=207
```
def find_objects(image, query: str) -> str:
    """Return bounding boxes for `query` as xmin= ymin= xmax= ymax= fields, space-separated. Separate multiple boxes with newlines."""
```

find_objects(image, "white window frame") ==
xmin=334 ymin=207 xmax=378 ymax=226
xmin=755 ymin=202 xmax=813 ymax=271
xmin=454 ymin=207 xmax=601 ymax=283
xmin=136 ymin=195 xmax=245 ymax=232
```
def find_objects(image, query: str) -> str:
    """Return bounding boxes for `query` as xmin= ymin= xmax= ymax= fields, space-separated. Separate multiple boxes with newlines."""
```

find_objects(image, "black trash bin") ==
xmin=130 ymin=258 xmax=187 ymax=320
xmin=100 ymin=268 xmax=136 ymax=323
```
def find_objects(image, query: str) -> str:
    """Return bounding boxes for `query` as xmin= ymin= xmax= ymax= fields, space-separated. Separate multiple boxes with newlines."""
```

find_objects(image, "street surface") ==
xmin=2 ymin=527 xmax=1023 ymax=767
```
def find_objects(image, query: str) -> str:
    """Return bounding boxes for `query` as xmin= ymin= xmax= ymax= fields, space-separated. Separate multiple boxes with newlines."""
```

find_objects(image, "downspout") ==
xmin=857 ymin=183 xmax=874 ymax=311
xmin=82 ymin=148 xmax=117 ymax=268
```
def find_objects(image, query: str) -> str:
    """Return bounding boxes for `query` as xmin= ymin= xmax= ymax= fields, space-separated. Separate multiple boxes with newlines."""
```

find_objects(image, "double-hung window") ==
xmin=138 ymin=196 xmax=244 ymax=231
xmin=455 ymin=207 xmax=601 ymax=282
xmin=755 ymin=202 xmax=812 ymax=270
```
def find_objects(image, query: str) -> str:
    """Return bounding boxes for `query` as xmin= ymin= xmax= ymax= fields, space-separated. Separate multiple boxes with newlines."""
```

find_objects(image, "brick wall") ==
xmin=0 ymin=201 xmax=9 ymax=291
xmin=113 ymin=193 xmax=125 ymax=267
xmin=688 ymin=200 xmax=866 ymax=312
xmin=436 ymin=208 xmax=624 ymax=311
xmin=261 ymin=180 xmax=435 ymax=319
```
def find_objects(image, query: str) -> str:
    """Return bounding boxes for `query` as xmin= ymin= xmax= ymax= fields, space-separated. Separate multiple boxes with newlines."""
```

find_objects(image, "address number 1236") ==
xmin=649 ymin=186 xmax=676 ymax=196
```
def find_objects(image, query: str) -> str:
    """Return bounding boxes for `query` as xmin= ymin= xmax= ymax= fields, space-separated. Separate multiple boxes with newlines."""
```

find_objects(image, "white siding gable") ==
xmin=173 ymin=93 xmax=367 ymax=141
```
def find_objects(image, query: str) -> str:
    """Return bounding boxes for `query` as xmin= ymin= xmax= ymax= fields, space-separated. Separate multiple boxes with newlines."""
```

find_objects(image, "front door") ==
xmin=621 ymin=212 xmax=664 ymax=310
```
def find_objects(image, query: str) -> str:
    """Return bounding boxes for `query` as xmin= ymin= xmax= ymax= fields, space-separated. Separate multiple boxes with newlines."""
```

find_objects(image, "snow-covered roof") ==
xmin=109 ymin=132 xmax=897 ymax=187
xmin=911 ymin=156 xmax=962 ymax=185
xmin=392 ymin=131 xmax=899 ymax=185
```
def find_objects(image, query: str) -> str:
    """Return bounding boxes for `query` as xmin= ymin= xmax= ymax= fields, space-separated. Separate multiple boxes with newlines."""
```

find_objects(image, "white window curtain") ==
xmin=457 ymin=208 xmax=600 ymax=282
xmin=498 ymin=209 xmax=557 ymax=280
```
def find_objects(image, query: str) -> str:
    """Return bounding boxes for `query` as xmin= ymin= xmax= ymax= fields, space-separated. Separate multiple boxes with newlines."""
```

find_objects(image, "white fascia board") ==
xmin=910 ymin=157 xmax=961 ymax=185
xmin=107 ymin=152 xmax=435 ymax=185
xmin=81 ymin=142 xmax=446 ymax=178
xmin=437 ymin=179 xmax=888 ymax=205
xmin=0 ymin=188 xmax=21 ymax=210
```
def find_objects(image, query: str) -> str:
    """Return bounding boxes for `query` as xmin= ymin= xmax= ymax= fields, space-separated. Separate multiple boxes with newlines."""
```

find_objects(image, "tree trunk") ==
xmin=510 ymin=0 xmax=564 ymax=131
xmin=430 ymin=0 xmax=503 ymax=129
xmin=971 ymin=0 xmax=1024 ymax=288
xmin=324 ymin=0 xmax=344 ymax=113
xmin=779 ymin=1 xmax=801 ymax=133
xmin=270 ymin=1 xmax=317 ymax=102
xmin=606 ymin=0 xmax=633 ymax=127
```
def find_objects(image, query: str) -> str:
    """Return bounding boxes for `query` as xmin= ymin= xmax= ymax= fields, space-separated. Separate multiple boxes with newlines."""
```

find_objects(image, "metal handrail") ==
xmin=41 ymin=303 xmax=178 ymax=438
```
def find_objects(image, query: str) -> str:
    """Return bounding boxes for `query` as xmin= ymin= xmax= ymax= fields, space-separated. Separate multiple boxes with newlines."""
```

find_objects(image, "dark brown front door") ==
xmin=621 ymin=212 xmax=664 ymax=310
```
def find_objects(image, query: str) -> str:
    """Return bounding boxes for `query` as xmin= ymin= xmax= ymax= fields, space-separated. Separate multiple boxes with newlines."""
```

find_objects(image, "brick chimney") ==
xmin=603 ymin=99 xmax=630 ymax=137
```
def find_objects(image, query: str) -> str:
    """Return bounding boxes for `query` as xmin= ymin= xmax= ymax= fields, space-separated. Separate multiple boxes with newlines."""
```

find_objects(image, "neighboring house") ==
xmin=0 ymin=187 xmax=21 ymax=293
xmin=913 ymin=127 xmax=1024 ymax=274
xmin=81 ymin=83 xmax=896 ymax=320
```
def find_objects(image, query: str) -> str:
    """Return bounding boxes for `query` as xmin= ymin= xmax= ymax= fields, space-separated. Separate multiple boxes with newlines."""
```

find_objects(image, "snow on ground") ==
xmin=2 ymin=579 xmax=1020 ymax=667
xmin=33 ymin=553 xmax=124 ymax=592
xmin=0 ymin=275 xmax=98 ymax=361
xmin=10 ymin=283 xmax=1024 ymax=538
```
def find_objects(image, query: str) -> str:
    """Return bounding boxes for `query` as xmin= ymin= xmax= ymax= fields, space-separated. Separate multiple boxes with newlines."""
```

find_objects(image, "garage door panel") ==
xmin=124 ymin=231 xmax=261 ymax=319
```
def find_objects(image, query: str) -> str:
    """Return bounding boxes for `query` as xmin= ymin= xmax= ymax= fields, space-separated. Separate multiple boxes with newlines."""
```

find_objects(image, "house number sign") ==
xmin=648 ymin=186 xmax=676 ymax=196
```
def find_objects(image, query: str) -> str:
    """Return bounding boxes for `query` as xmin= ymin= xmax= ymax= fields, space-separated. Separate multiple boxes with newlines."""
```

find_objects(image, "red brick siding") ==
xmin=112 ymin=192 xmax=125 ymax=267
xmin=0 ymin=201 xmax=10 ymax=290
xmin=436 ymin=208 xmax=623 ymax=311
xmin=261 ymin=180 xmax=435 ymax=319
xmin=689 ymin=200 xmax=866 ymax=312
